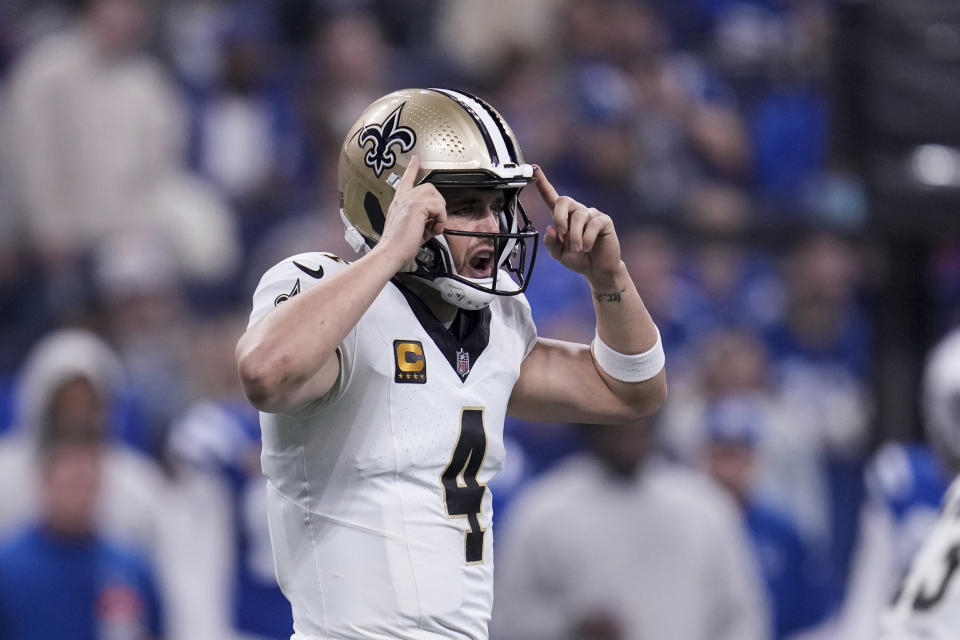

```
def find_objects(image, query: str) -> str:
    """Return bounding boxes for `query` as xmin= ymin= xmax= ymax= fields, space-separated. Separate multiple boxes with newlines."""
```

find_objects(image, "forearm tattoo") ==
xmin=593 ymin=287 xmax=626 ymax=303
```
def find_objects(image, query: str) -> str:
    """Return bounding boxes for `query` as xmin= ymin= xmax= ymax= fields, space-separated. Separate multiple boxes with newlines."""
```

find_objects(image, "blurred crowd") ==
xmin=0 ymin=1 xmax=957 ymax=640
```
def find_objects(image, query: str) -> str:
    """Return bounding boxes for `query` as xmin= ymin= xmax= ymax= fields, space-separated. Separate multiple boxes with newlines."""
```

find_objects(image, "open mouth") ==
xmin=465 ymin=250 xmax=494 ymax=278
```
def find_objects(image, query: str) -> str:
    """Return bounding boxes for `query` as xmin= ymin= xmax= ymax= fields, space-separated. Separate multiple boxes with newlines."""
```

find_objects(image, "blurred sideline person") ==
xmin=0 ymin=0 xmax=240 ymax=286
xmin=0 ymin=433 xmax=164 ymax=639
xmin=236 ymin=88 xmax=668 ymax=639
xmin=491 ymin=421 xmax=769 ymax=640
xmin=766 ymin=232 xmax=871 ymax=605
xmin=0 ymin=329 xmax=204 ymax=639
xmin=168 ymin=399 xmax=293 ymax=640
xmin=660 ymin=328 xmax=829 ymax=549
xmin=1 ymin=0 xmax=183 ymax=264
xmin=0 ymin=329 xmax=167 ymax=555
xmin=91 ymin=231 xmax=193 ymax=458
xmin=880 ymin=328 xmax=960 ymax=639
xmin=703 ymin=396 xmax=830 ymax=639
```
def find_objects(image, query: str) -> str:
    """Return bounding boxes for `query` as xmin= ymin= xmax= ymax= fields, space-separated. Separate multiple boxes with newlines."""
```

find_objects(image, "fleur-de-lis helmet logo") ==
xmin=358 ymin=103 xmax=417 ymax=178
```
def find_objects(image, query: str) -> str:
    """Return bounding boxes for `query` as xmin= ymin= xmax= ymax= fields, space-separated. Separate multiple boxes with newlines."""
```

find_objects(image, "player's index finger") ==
xmin=396 ymin=155 xmax=420 ymax=193
xmin=533 ymin=165 xmax=559 ymax=208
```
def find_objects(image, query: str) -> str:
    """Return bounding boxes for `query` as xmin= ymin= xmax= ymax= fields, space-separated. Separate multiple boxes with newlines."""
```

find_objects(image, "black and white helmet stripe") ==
xmin=429 ymin=88 xmax=519 ymax=167
xmin=457 ymin=89 xmax=521 ymax=164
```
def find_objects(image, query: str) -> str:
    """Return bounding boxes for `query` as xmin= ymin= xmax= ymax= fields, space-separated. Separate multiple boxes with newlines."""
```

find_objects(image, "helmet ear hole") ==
xmin=364 ymin=192 xmax=386 ymax=235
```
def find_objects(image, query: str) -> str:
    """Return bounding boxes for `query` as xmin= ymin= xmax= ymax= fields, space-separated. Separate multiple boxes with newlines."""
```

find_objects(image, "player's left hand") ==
xmin=534 ymin=165 xmax=623 ymax=282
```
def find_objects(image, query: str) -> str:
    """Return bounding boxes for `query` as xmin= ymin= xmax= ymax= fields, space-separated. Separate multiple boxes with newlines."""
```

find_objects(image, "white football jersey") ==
xmin=247 ymin=252 xmax=538 ymax=640
xmin=881 ymin=476 xmax=960 ymax=640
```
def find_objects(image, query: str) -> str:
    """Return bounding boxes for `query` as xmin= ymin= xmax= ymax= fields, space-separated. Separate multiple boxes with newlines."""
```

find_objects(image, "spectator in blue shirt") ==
xmin=0 ymin=434 xmax=164 ymax=640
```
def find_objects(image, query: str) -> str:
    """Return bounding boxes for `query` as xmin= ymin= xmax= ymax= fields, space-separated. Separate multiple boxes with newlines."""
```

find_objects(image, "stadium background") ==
xmin=0 ymin=1 xmax=958 ymax=639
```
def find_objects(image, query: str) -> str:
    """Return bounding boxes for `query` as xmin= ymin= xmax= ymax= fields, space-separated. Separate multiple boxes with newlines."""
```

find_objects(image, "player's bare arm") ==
xmin=508 ymin=166 xmax=667 ymax=424
xmin=236 ymin=156 xmax=446 ymax=413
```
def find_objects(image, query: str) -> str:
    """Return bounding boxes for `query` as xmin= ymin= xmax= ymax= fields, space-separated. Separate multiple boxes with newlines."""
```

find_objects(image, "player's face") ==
xmin=439 ymin=187 xmax=505 ymax=280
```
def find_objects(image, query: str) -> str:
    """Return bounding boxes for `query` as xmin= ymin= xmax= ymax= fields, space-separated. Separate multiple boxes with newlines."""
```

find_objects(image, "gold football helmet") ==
xmin=338 ymin=88 xmax=539 ymax=310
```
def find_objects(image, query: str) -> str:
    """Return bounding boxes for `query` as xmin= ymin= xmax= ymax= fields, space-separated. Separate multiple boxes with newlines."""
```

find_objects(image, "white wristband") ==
xmin=591 ymin=329 xmax=665 ymax=382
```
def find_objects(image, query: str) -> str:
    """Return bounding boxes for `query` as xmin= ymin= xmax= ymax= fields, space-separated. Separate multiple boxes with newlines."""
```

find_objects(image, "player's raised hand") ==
xmin=535 ymin=165 xmax=622 ymax=280
xmin=378 ymin=156 xmax=448 ymax=268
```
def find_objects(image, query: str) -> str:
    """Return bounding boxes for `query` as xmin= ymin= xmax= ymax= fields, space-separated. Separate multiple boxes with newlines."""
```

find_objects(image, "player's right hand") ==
xmin=377 ymin=156 xmax=447 ymax=270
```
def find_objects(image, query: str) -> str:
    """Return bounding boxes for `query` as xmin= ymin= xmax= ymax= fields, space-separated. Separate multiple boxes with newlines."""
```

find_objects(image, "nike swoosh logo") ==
xmin=294 ymin=261 xmax=324 ymax=279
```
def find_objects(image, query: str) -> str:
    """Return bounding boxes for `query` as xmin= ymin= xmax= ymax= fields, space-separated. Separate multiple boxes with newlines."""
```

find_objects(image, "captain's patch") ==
xmin=394 ymin=340 xmax=427 ymax=384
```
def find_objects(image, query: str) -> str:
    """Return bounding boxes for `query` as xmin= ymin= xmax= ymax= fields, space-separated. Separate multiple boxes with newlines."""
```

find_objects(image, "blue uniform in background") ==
xmin=831 ymin=442 xmax=954 ymax=639
xmin=0 ymin=525 xmax=163 ymax=640
xmin=219 ymin=402 xmax=293 ymax=638
xmin=764 ymin=314 xmax=872 ymax=606
xmin=745 ymin=502 xmax=831 ymax=638
xmin=865 ymin=442 xmax=952 ymax=578
xmin=170 ymin=399 xmax=293 ymax=639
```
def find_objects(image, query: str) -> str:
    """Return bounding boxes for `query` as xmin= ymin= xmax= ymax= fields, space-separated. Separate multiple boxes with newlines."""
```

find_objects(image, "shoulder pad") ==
xmin=248 ymin=252 xmax=350 ymax=327
xmin=867 ymin=443 xmax=949 ymax=520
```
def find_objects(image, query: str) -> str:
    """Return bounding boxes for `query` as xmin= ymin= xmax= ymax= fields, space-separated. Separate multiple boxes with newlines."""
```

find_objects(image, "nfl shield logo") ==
xmin=456 ymin=348 xmax=471 ymax=378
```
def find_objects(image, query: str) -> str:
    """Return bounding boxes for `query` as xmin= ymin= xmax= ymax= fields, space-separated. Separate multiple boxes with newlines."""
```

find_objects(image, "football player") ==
xmin=235 ymin=88 xmax=667 ymax=640
xmin=880 ymin=328 xmax=960 ymax=639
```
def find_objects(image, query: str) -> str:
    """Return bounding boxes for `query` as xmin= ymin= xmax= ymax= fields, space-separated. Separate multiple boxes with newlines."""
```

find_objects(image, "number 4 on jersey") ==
xmin=441 ymin=408 xmax=487 ymax=564
xmin=912 ymin=543 xmax=960 ymax=611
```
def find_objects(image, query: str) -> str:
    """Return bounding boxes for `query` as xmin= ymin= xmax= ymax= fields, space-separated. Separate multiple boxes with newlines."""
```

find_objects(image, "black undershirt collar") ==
xmin=392 ymin=279 xmax=491 ymax=381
